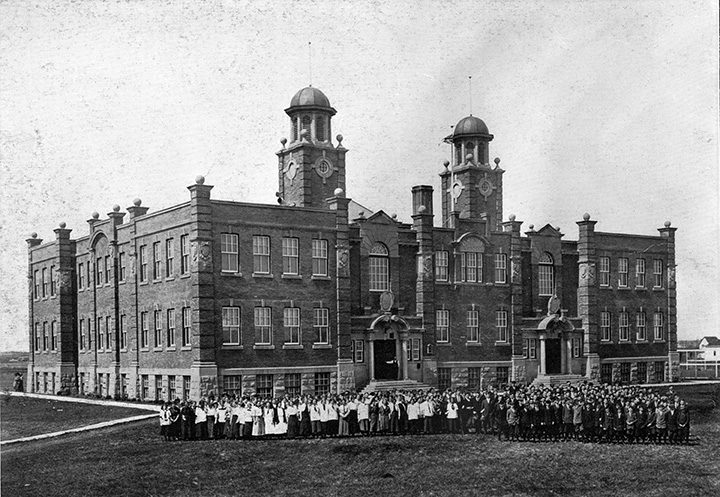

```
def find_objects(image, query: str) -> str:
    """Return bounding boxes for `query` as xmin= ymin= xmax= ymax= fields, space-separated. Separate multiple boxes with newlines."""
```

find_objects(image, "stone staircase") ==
xmin=532 ymin=374 xmax=587 ymax=387
xmin=360 ymin=379 xmax=433 ymax=394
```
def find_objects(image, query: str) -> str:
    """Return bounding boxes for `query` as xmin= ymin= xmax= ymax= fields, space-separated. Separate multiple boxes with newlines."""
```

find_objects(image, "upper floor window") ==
xmin=105 ymin=316 xmax=112 ymax=351
xmin=619 ymin=312 xmax=630 ymax=341
xmin=165 ymin=239 xmax=174 ymax=277
xmin=253 ymin=236 xmax=271 ymax=274
xmin=51 ymin=321 xmax=57 ymax=350
xmin=435 ymin=251 xmax=449 ymax=282
xmin=49 ymin=266 xmax=56 ymax=296
xmin=572 ymin=337 xmax=583 ymax=358
xmin=34 ymin=323 xmax=40 ymax=351
xmin=154 ymin=310 xmax=162 ymax=348
xmin=120 ymin=314 xmax=127 ymax=350
xmin=166 ymin=309 xmax=175 ymax=347
xmin=301 ymin=115 xmax=311 ymax=136
xmin=618 ymin=258 xmax=629 ymax=288
xmin=636 ymin=259 xmax=646 ymax=288
xmin=139 ymin=245 xmax=147 ymax=282
xmin=284 ymin=307 xmax=300 ymax=344
xmin=42 ymin=322 xmax=48 ymax=350
xmin=600 ymin=311 xmax=611 ymax=341
xmin=314 ymin=308 xmax=330 ymax=344
xmin=152 ymin=242 xmax=161 ymax=280
xmin=538 ymin=252 xmax=554 ymax=296
xmin=653 ymin=259 xmax=663 ymax=288
xmin=221 ymin=233 xmax=239 ymax=273
xmin=654 ymin=312 xmax=664 ymax=341
xmin=461 ymin=252 xmax=482 ymax=283
xmin=180 ymin=235 xmax=190 ymax=275
xmin=636 ymin=312 xmax=647 ymax=341
xmin=494 ymin=253 xmax=507 ymax=284
xmin=119 ymin=253 xmax=126 ymax=282
xmin=316 ymin=116 xmax=326 ymax=141
xmin=78 ymin=263 xmax=85 ymax=290
xmin=104 ymin=256 xmax=111 ymax=284
xmin=352 ymin=340 xmax=364 ymax=362
xmin=369 ymin=243 xmax=389 ymax=291
xmin=312 ymin=239 xmax=328 ymax=277
xmin=140 ymin=312 xmax=149 ymax=348
xmin=181 ymin=307 xmax=191 ymax=347
xmin=34 ymin=270 xmax=39 ymax=299
xmin=599 ymin=256 xmax=610 ymax=287
xmin=466 ymin=310 xmax=479 ymax=343
xmin=282 ymin=237 xmax=299 ymax=275
xmin=436 ymin=310 xmax=449 ymax=343
xmin=254 ymin=307 xmax=272 ymax=345
xmin=42 ymin=267 xmax=48 ymax=296
xmin=222 ymin=307 xmax=241 ymax=345
xmin=95 ymin=258 xmax=103 ymax=286
xmin=79 ymin=319 xmax=85 ymax=351
xmin=496 ymin=310 xmax=508 ymax=342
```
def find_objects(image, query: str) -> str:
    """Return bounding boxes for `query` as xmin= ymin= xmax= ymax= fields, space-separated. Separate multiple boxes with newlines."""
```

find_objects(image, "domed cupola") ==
xmin=286 ymin=86 xmax=337 ymax=145
xmin=445 ymin=115 xmax=494 ymax=166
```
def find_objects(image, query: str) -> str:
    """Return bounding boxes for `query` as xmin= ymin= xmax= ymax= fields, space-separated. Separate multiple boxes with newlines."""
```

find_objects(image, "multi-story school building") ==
xmin=26 ymin=86 xmax=679 ymax=400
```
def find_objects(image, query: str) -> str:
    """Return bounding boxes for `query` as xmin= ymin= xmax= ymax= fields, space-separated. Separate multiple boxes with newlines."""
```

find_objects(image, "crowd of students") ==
xmin=158 ymin=382 xmax=692 ymax=445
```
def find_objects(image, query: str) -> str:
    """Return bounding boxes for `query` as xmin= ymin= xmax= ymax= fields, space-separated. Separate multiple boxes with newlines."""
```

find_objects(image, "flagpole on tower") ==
xmin=308 ymin=42 xmax=313 ymax=86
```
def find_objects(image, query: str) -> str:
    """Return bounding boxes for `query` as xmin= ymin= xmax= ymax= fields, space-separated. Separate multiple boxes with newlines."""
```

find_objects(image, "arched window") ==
xmin=538 ymin=252 xmax=554 ymax=296
xmin=301 ymin=115 xmax=312 ymax=138
xmin=292 ymin=118 xmax=298 ymax=141
xmin=466 ymin=141 xmax=475 ymax=162
xmin=316 ymin=115 xmax=325 ymax=141
xmin=455 ymin=142 xmax=462 ymax=165
xmin=369 ymin=243 xmax=389 ymax=291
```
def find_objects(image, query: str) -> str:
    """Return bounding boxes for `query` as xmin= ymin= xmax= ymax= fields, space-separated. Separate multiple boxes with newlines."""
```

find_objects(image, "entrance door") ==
xmin=546 ymin=339 xmax=561 ymax=374
xmin=374 ymin=339 xmax=398 ymax=380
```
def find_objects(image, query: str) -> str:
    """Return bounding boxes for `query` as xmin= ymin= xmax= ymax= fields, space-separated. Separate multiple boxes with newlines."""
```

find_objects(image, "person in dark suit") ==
xmin=666 ymin=403 xmax=678 ymax=444
xmin=676 ymin=400 xmax=690 ymax=444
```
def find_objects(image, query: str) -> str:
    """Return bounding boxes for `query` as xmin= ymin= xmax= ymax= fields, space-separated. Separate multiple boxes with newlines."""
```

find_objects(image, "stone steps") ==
xmin=361 ymin=380 xmax=433 ymax=394
xmin=532 ymin=374 xmax=587 ymax=386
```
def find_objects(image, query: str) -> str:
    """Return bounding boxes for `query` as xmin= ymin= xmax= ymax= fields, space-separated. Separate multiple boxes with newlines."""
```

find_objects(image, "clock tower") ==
xmin=440 ymin=115 xmax=504 ymax=232
xmin=277 ymin=87 xmax=347 ymax=208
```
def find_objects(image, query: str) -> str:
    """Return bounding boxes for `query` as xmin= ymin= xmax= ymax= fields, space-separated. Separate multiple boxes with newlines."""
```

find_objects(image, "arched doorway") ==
xmin=374 ymin=339 xmax=398 ymax=380
xmin=367 ymin=314 xmax=410 ymax=382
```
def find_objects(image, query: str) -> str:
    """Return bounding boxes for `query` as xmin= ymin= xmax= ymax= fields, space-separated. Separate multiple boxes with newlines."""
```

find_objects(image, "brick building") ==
xmin=26 ymin=86 xmax=679 ymax=399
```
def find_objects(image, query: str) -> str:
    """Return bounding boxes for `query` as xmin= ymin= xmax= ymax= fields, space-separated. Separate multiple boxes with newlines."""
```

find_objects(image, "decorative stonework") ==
xmin=579 ymin=262 xmax=596 ymax=285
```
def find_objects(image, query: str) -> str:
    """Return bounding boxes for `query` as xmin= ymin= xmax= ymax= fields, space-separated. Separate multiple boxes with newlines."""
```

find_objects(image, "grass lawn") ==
xmin=2 ymin=408 xmax=718 ymax=497
xmin=0 ymin=394 xmax=154 ymax=441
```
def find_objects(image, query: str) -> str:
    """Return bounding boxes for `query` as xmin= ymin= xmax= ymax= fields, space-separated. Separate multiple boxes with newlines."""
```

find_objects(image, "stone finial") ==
xmin=113 ymin=204 xmax=120 ymax=212
xmin=494 ymin=157 xmax=501 ymax=166
xmin=358 ymin=211 xmax=364 ymax=217
xmin=280 ymin=138 xmax=287 ymax=147
xmin=336 ymin=134 xmax=343 ymax=145
xmin=443 ymin=160 xmax=450 ymax=170
xmin=466 ymin=153 xmax=473 ymax=161
xmin=195 ymin=175 xmax=205 ymax=185
xmin=300 ymin=129 xmax=309 ymax=140
xmin=664 ymin=221 xmax=671 ymax=227
xmin=333 ymin=188 xmax=344 ymax=197
xmin=391 ymin=213 xmax=397 ymax=220
xmin=583 ymin=213 xmax=590 ymax=221
xmin=133 ymin=198 xmax=142 ymax=207
xmin=529 ymin=224 xmax=534 ymax=230
xmin=509 ymin=214 xmax=516 ymax=222
xmin=59 ymin=222 xmax=66 ymax=229
xmin=91 ymin=211 xmax=99 ymax=219
xmin=31 ymin=232 xmax=37 ymax=239
xmin=418 ymin=205 xmax=427 ymax=214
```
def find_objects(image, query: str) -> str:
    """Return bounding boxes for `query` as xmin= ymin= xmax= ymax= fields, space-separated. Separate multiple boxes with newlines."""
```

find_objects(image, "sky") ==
xmin=1 ymin=0 xmax=718 ymax=352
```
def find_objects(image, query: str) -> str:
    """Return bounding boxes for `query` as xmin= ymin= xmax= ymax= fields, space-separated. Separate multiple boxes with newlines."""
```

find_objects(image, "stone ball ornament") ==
xmin=195 ymin=175 xmax=205 ymax=185
xmin=133 ymin=198 xmax=142 ymax=207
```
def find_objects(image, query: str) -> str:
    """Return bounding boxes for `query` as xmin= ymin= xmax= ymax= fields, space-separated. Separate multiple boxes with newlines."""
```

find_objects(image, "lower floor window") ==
xmin=183 ymin=376 xmax=191 ymax=401
xmin=314 ymin=372 xmax=330 ymax=395
xmin=223 ymin=375 xmax=242 ymax=397
xmin=468 ymin=367 xmax=482 ymax=390
xmin=168 ymin=376 xmax=176 ymax=401
xmin=285 ymin=373 xmax=301 ymax=396
xmin=637 ymin=362 xmax=647 ymax=384
xmin=256 ymin=374 xmax=274 ymax=398
xmin=601 ymin=364 xmax=613 ymax=384
xmin=352 ymin=340 xmax=364 ymax=362
xmin=620 ymin=363 xmax=631 ymax=383
xmin=496 ymin=366 xmax=509 ymax=386
xmin=654 ymin=361 xmax=665 ymax=383
xmin=438 ymin=367 xmax=451 ymax=391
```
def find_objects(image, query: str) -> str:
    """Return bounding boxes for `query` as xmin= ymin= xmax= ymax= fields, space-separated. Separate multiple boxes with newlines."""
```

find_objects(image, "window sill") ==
xmin=654 ymin=340 xmax=666 ymax=343
xmin=140 ymin=348 xmax=150 ymax=352
xmin=118 ymin=280 xmax=126 ymax=285
xmin=312 ymin=343 xmax=332 ymax=349
xmin=494 ymin=282 xmax=509 ymax=287
xmin=494 ymin=341 xmax=511 ymax=346
xmin=617 ymin=287 xmax=631 ymax=291
xmin=600 ymin=340 xmax=612 ymax=344
xmin=652 ymin=287 xmax=665 ymax=291
xmin=165 ymin=346 xmax=176 ymax=351
xmin=283 ymin=344 xmax=303 ymax=350
xmin=252 ymin=273 xmax=274 ymax=279
xmin=436 ymin=342 xmax=452 ymax=347
xmin=599 ymin=284 xmax=611 ymax=289
xmin=153 ymin=347 xmax=163 ymax=352
xmin=311 ymin=275 xmax=331 ymax=281
xmin=281 ymin=274 xmax=303 ymax=280
xmin=466 ymin=342 xmax=483 ymax=347
xmin=619 ymin=340 xmax=631 ymax=344
xmin=139 ymin=281 xmax=149 ymax=286
xmin=220 ymin=272 xmax=242 ymax=277
xmin=222 ymin=344 xmax=243 ymax=350
xmin=180 ymin=273 xmax=191 ymax=279
xmin=253 ymin=344 xmax=275 ymax=350
xmin=636 ymin=339 xmax=648 ymax=343
xmin=180 ymin=346 xmax=192 ymax=351
xmin=165 ymin=277 xmax=176 ymax=282
xmin=635 ymin=286 xmax=647 ymax=291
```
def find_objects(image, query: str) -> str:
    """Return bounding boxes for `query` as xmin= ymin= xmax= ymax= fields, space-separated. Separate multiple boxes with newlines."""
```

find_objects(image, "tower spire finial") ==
xmin=468 ymin=75 xmax=473 ymax=116
xmin=308 ymin=42 xmax=313 ymax=87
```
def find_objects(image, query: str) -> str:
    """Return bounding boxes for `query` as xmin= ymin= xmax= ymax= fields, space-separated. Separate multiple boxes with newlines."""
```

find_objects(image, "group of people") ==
xmin=158 ymin=382 xmax=692 ymax=445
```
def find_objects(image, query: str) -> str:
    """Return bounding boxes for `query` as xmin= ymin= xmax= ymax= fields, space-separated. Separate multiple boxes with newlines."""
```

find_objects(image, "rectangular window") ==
xmin=601 ymin=311 xmax=611 ymax=341
xmin=468 ymin=367 xmax=482 ymax=390
xmin=438 ymin=367 xmax=451 ymax=391
xmin=353 ymin=339 xmax=364 ymax=362
xmin=618 ymin=257 xmax=629 ymax=288
xmin=119 ymin=252 xmax=126 ymax=282
xmin=637 ymin=362 xmax=648 ymax=384
xmin=285 ymin=373 xmax=301 ymax=396
xmin=314 ymin=372 xmax=330 ymax=395
xmin=256 ymin=374 xmax=274 ymax=398
xmin=165 ymin=238 xmax=174 ymax=277
xmin=97 ymin=317 xmax=104 ymax=350
xmin=182 ymin=307 xmax=191 ymax=347
xmin=496 ymin=310 xmax=508 ymax=342
xmin=572 ymin=337 xmax=582 ymax=358
xmin=77 ymin=263 xmax=84 ymax=289
xmin=79 ymin=373 xmax=85 ymax=395
xmin=51 ymin=321 xmax=57 ymax=350
xmin=283 ymin=307 xmax=300 ymax=344
xmin=312 ymin=239 xmax=328 ymax=277
xmin=314 ymin=308 xmax=329 ymax=344
xmin=152 ymin=242 xmax=161 ymax=280
xmin=494 ymin=253 xmax=507 ymax=284
xmin=253 ymin=235 xmax=271 ymax=274
xmin=104 ymin=256 xmax=111 ymax=284
xmin=282 ymin=237 xmax=299 ymax=275
xmin=435 ymin=251 xmax=449 ymax=282
xmin=620 ymin=362 xmax=631 ymax=383
xmin=619 ymin=312 xmax=629 ymax=341
xmin=222 ymin=307 xmax=241 ymax=345
xmin=654 ymin=361 xmax=665 ymax=383
xmin=466 ymin=310 xmax=479 ymax=343
xmin=139 ymin=245 xmax=147 ymax=282
xmin=636 ymin=312 xmax=646 ymax=341
xmin=167 ymin=309 xmax=176 ymax=347
xmin=34 ymin=323 xmax=40 ymax=351
xmin=653 ymin=259 xmax=663 ymax=288
xmin=168 ymin=376 xmax=176 ymax=401
xmin=105 ymin=316 xmax=112 ymax=351
xmin=183 ymin=376 xmax=191 ymax=401
xmin=79 ymin=319 xmax=85 ymax=351
xmin=120 ymin=314 xmax=127 ymax=349
xmin=223 ymin=375 xmax=242 ymax=397
xmin=154 ymin=310 xmax=162 ymax=348
xmin=50 ymin=266 xmax=56 ymax=296
xmin=42 ymin=322 xmax=48 ymax=350
xmin=599 ymin=256 xmax=610 ymax=286
xmin=653 ymin=312 xmax=664 ymax=341
xmin=221 ymin=233 xmax=239 ymax=273
xmin=523 ymin=338 xmax=537 ymax=359
xmin=95 ymin=258 xmax=102 ymax=286
xmin=86 ymin=263 xmax=91 ymax=288
xmin=411 ymin=338 xmax=420 ymax=361
xmin=141 ymin=312 xmax=149 ymax=348
xmin=34 ymin=270 xmax=39 ymax=299
xmin=141 ymin=375 xmax=149 ymax=400
xmin=42 ymin=267 xmax=48 ymax=296
xmin=636 ymin=259 xmax=646 ymax=288
xmin=436 ymin=310 xmax=449 ymax=343
xmin=254 ymin=307 xmax=272 ymax=345
xmin=180 ymin=235 xmax=190 ymax=275
xmin=461 ymin=252 xmax=482 ymax=283
xmin=601 ymin=363 xmax=613 ymax=384
xmin=538 ymin=264 xmax=554 ymax=296
xmin=496 ymin=366 xmax=509 ymax=386
xmin=155 ymin=375 xmax=163 ymax=401
xmin=369 ymin=252 xmax=389 ymax=291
